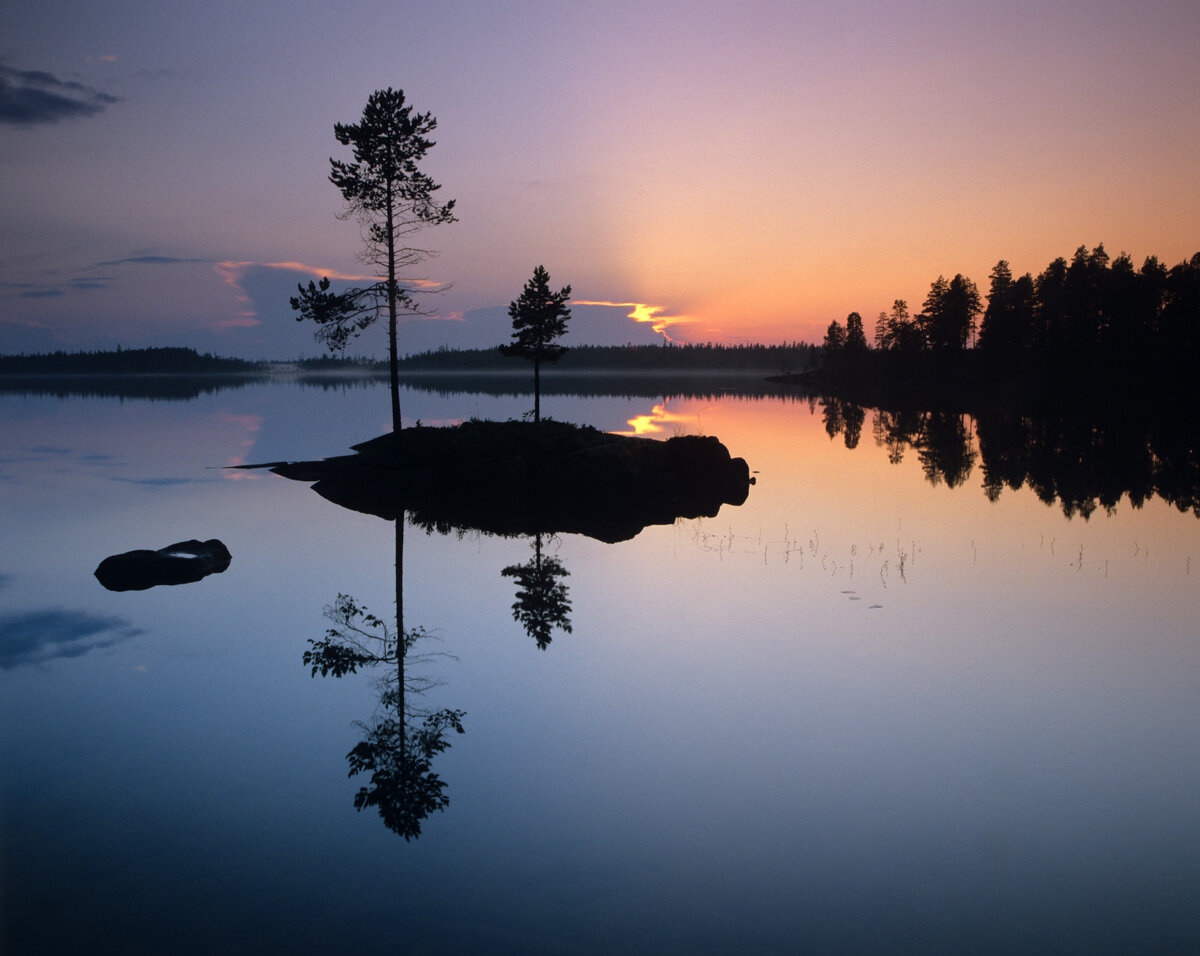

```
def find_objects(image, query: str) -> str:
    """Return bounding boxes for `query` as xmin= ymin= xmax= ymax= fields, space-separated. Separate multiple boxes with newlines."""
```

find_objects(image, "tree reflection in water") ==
xmin=821 ymin=396 xmax=1200 ymax=519
xmin=501 ymin=532 xmax=572 ymax=650
xmin=304 ymin=517 xmax=464 ymax=841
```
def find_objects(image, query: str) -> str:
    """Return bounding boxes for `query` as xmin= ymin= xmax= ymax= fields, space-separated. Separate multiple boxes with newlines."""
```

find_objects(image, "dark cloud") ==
xmin=96 ymin=255 xmax=210 ymax=267
xmin=20 ymin=288 xmax=64 ymax=298
xmin=0 ymin=62 xmax=119 ymax=126
xmin=0 ymin=609 xmax=142 ymax=669
xmin=108 ymin=476 xmax=202 ymax=486
xmin=0 ymin=573 xmax=11 ymax=590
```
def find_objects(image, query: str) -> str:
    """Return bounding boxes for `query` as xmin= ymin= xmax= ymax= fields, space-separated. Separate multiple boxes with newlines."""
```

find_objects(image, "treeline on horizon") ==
xmin=817 ymin=245 xmax=1200 ymax=397
xmin=393 ymin=342 xmax=816 ymax=373
xmin=1 ymin=343 xmax=817 ymax=376
xmin=0 ymin=346 xmax=265 ymax=375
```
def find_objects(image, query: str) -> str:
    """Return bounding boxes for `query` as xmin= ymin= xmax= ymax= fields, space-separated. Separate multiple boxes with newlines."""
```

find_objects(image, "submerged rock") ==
xmin=267 ymin=420 xmax=752 ymax=543
xmin=94 ymin=539 xmax=232 ymax=591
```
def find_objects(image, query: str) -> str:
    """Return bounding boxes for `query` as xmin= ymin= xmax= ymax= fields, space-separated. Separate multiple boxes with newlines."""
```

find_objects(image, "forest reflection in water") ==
xmin=816 ymin=394 xmax=1200 ymax=520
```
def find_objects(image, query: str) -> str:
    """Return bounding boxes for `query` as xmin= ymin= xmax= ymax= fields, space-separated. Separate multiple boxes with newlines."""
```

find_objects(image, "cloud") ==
xmin=213 ymin=260 xmax=448 ymax=325
xmin=20 ymin=288 xmax=64 ymax=298
xmin=96 ymin=255 xmax=211 ymax=267
xmin=108 ymin=476 xmax=203 ymax=486
xmin=396 ymin=302 xmax=668 ymax=353
xmin=572 ymin=301 xmax=695 ymax=341
xmin=213 ymin=260 xmax=381 ymax=329
xmin=0 ymin=62 xmax=119 ymax=126
xmin=0 ymin=608 xmax=142 ymax=669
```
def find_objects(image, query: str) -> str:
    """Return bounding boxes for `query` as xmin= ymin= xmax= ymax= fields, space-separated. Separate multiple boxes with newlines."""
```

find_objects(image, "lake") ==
xmin=2 ymin=375 xmax=1198 ymax=954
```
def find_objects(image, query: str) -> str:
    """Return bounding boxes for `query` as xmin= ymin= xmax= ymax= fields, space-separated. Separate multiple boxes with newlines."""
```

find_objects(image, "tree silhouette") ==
xmin=501 ymin=266 xmax=571 ymax=423
xmin=822 ymin=318 xmax=846 ymax=361
xmin=501 ymin=533 xmax=572 ymax=650
xmin=885 ymin=299 xmax=924 ymax=354
xmin=844 ymin=311 xmax=869 ymax=356
xmin=290 ymin=88 xmax=456 ymax=432
xmin=919 ymin=274 xmax=981 ymax=352
xmin=303 ymin=518 xmax=464 ymax=840
xmin=979 ymin=260 xmax=1035 ymax=360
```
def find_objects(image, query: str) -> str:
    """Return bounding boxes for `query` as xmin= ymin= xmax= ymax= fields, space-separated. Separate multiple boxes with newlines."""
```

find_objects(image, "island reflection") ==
xmin=292 ymin=421 xmax=748 ymax=838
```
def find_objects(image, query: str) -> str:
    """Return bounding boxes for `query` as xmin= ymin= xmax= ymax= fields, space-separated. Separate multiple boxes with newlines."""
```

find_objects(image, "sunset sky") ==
xmin=3 ymin=0 xmax=1198 ymax=358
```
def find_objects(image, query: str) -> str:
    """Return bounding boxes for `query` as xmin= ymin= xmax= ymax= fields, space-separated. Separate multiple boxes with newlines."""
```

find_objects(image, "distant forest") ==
xmin=0 ymin=343 xmax=816 ymax=376
xmin=394 ymin=342 xmax=815 ymax=373
xmin=0 ymin=346 xmax=265 ymax=375
xmin=811 ymin=245 xmax=1200 ymax=400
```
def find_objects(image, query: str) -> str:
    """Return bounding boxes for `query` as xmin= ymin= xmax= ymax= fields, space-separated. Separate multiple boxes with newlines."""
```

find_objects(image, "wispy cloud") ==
xmin=0 ymin=61 xmax=119 ymax=126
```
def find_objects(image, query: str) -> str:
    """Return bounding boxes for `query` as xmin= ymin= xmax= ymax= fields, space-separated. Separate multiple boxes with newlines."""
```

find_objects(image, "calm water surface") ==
xmin=2 ymin=379 xmax=1198 ymax=954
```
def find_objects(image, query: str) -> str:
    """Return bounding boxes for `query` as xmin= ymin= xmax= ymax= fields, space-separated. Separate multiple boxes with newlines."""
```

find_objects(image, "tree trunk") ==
xmin=533 ymin=359 xmax=541 ymax=423
xmin=395 ymin=512 xmax=405 ymax=762
xmin=385 ymin=187 xmax=401 ymax=433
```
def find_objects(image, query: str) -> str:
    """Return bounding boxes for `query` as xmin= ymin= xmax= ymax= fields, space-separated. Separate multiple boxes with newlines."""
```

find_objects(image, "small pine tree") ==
xmin=501 ymin=266 xmax=572 ymax=422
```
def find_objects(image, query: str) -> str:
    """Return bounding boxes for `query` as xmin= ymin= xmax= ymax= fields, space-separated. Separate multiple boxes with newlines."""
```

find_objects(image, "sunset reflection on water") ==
xmin=615 ymin=400 xmax=703 ymax=436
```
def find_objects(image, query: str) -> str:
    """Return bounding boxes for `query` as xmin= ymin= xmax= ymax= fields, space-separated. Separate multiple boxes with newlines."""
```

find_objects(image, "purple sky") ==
xmin=3 ymin=0 xmax=1199 ymax=358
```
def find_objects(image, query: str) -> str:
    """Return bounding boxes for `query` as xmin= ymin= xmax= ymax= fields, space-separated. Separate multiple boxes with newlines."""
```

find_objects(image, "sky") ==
xmin=2 ymin=0 xmax=1199 ymax=359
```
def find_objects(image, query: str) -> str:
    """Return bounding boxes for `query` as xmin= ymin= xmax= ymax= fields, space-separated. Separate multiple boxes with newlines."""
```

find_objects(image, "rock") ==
xmin=94 ymin=539 xmax=232 ymax=591
xmin=262 ymin=420 xmax=753 ymax=543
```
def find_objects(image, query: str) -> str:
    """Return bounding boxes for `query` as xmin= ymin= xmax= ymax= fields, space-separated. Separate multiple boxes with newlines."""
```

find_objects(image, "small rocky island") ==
xmin=264 ymin=420 xmax=753 ymax=543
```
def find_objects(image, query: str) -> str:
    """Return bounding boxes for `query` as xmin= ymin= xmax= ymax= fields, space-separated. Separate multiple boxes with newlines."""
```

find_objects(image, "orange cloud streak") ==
xmin=572 ymin=300 xmax=695 ymax=341
xmin=212 ymin=261 xmax=448 ymax=325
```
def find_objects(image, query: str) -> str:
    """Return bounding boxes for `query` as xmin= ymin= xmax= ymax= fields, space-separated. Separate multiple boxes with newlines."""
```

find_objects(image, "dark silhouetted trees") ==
xmin=810 ymin=245 xmax=1200 ymax=397
xmin=844 ymin=312 xmax=869 ymax=355
xmin=290 ymin=88 xmax=456 ymax=432
xmin=822 ymin=318 xmax=846 ymax=360
xmin=501 ymin=533 xmax=572 ymax=650
xmin=822 ymin=313 xmax=867 ymax=366
xmin=919 ymin=274 xmax=981 ymax=352
xmin=978 ymin=260 xmax=1035 ymax=361
xmin=884 ymin=299 xmax=924 ymax=354
xmin=501 ymin=265 xmax=572 ymax=422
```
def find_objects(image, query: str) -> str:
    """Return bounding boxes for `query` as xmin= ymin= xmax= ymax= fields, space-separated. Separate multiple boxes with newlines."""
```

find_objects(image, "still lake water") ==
xmin=2 ymin=376 xmax=1198 ymax=954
